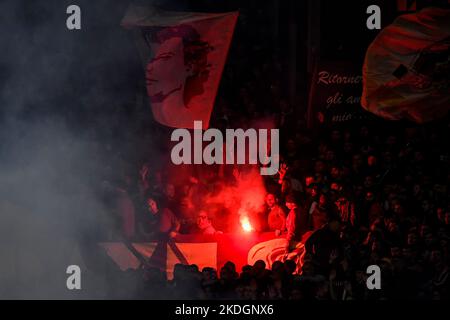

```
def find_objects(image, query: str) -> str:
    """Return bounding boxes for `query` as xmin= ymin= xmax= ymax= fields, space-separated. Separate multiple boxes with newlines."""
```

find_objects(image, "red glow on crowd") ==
xmin=203 ymin=166 xmax=267 ymax=233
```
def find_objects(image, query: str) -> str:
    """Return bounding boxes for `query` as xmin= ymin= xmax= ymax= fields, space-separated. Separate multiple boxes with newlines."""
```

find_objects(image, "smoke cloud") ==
xmin=0 ymin=0 xmax=146 ymax=298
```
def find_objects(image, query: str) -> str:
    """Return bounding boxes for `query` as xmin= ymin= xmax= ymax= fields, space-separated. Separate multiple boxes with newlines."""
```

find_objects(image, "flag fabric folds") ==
xmin=99 ymin=233 xmax=306 ymax=279
xmin=122 ymin=5 xmax=238 ymax=129
xmin=361 ymin=7 xmax=450 ymax=123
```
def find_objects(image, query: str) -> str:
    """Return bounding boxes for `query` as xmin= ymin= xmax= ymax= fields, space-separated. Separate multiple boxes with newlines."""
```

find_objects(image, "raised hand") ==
xmin=278 ymin=163 xmax=288 ymax=179
xmin=140 ymin=164 xmax=149 ymax=182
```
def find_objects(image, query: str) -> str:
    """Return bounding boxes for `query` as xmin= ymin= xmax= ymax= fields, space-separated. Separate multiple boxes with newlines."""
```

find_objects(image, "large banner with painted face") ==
xmin=121 ymin=5 xmax=238 ymax=129
xmin=99 ymin=233 xmax=305 ymax=279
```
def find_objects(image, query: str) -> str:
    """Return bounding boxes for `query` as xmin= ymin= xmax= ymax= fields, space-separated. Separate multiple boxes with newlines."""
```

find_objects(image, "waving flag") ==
xmin=361 ymin=7 xmax=450 ymax=123
xmin=99 ymin=233 xmax=306 ymax=279
xmin=122 ymin=5 xmax=238 ymax=129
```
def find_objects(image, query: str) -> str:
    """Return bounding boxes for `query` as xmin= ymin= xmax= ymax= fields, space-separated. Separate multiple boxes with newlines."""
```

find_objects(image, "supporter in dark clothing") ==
xmin=284 ymin=194 xmax=309 ymax=251
xmin=162 ymin=183 xmax=179 ymax=214
xmin=139 ymin=196 xmax=180 ymax=240
xmin=301 ymin=181 xmax=319 ymax=219
xmin=305 ymin=219 xmax=342 ymax=276
xmin=310 ymin=193 xmax=334 ymax=231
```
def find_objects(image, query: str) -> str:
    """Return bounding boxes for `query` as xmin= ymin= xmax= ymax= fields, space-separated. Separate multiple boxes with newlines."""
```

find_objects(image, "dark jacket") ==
xmin=286 ymin=206 xmax=309 ymax=242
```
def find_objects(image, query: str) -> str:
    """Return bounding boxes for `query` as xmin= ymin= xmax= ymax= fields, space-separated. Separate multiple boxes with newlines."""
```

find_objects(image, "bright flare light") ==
xmin=240 ymin=215 xmax=253 ymax=233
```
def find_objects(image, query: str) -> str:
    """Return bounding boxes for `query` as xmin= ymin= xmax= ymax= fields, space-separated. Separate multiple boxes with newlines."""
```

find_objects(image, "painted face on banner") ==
xmin=143 ymin=25 xmax=213 ymax=108
xmin=146 ymin=36 xmax=185 ymax=107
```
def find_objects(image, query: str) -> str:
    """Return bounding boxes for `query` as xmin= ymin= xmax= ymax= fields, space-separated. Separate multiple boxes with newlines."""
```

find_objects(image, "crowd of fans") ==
xmin=97 ymin=118 xmax=450 ymax=300
xmin=90 ymin=6 xmax=450 ymax=300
